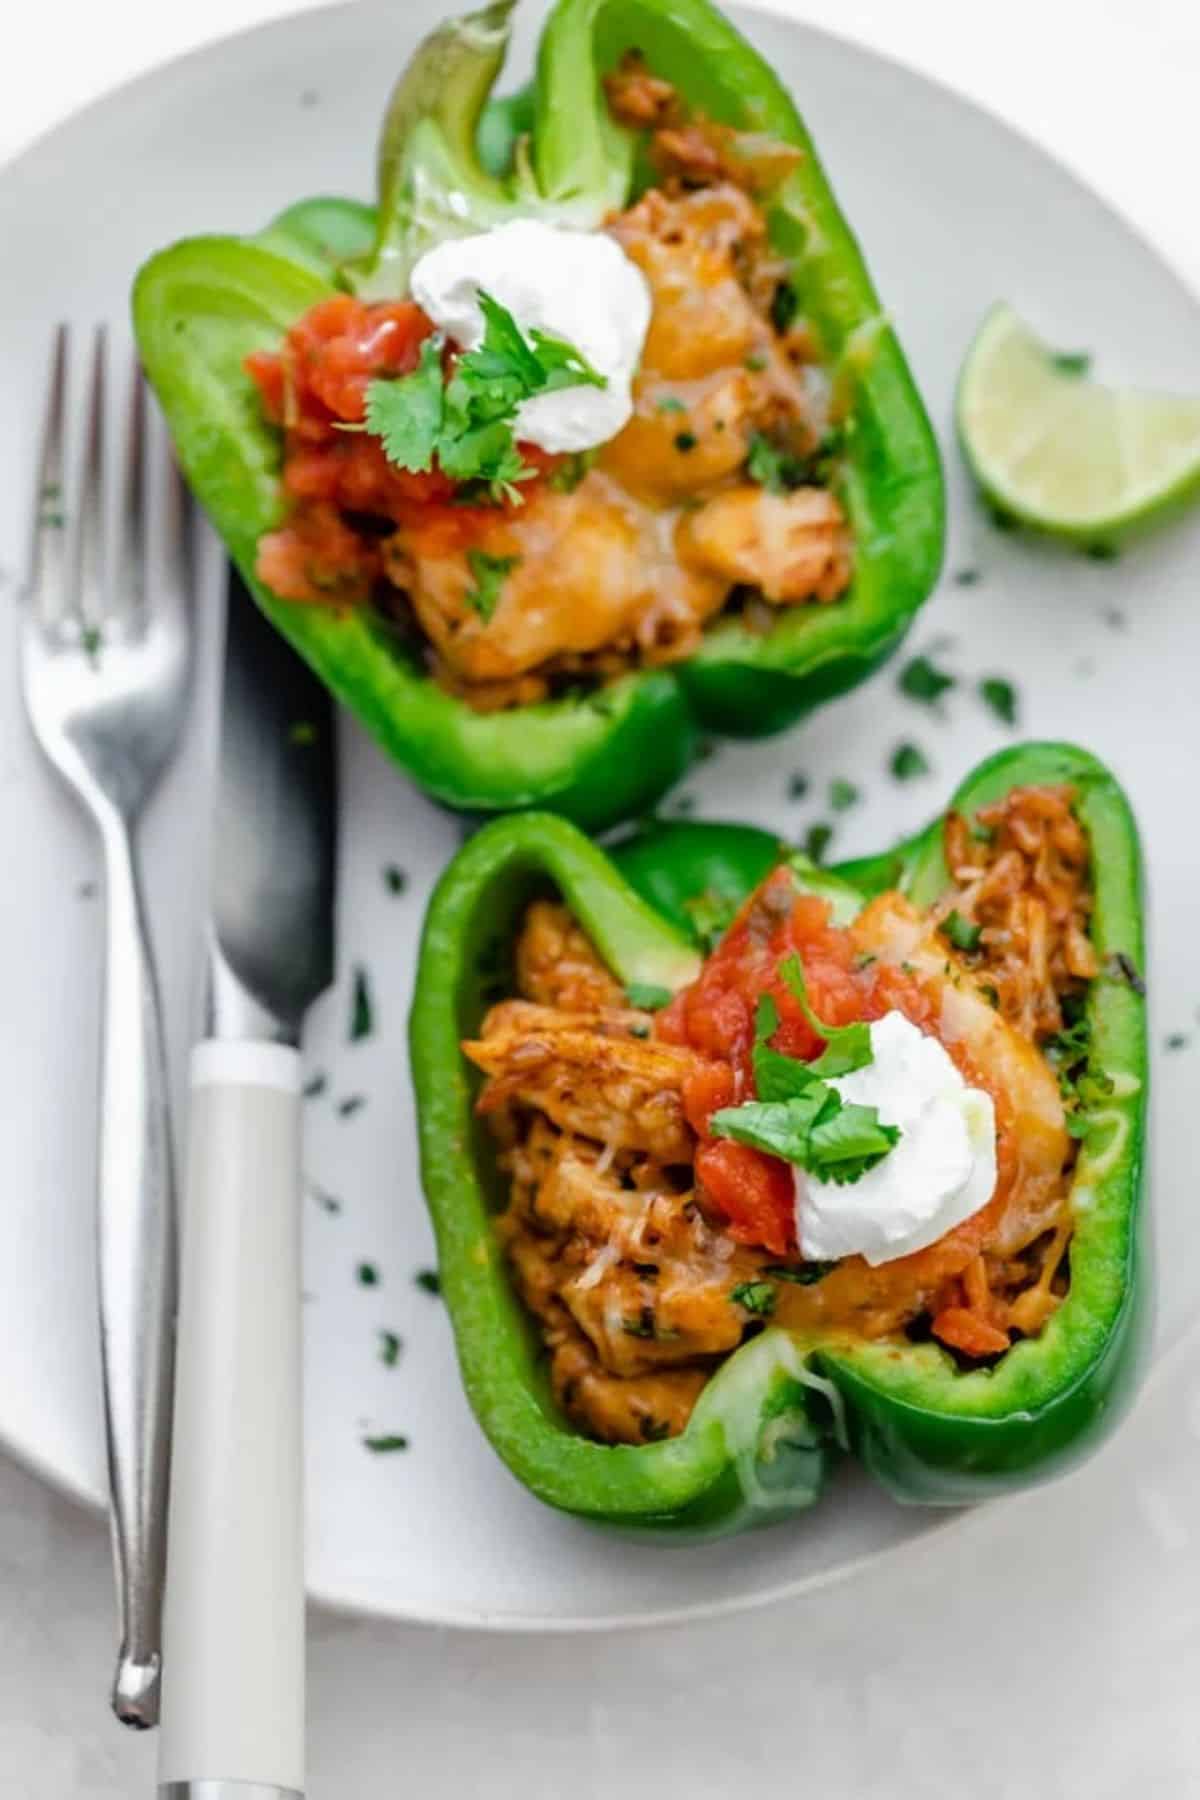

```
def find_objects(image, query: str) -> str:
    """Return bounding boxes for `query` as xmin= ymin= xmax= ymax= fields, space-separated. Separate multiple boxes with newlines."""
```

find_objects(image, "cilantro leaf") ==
xmin=807 ymin=1103 xmax=900 ymax=1183
xmin=711 ymin=1090 xmax=898 ymax=1185
xmin=771 ymin=279 xmax=799 ymax=334
xmin=1051 ymin=348 xmax=1092 ymax=377
xmin=683 ymin=888 xmax=739 ymax=952
xmin=529 ymin=326 xmax=607 ymax=393
xmin=890 ymin=741 xmax=930 ymax=781
xmin=710 ymin=1093 xmax=832 ymax=1161
xmin=474 ymin=289 xmax=544 ymax=388
xmin=804 ymin=822 xmax=833 ymax=865
xmin=718 ymin=980 xmax=898 ymax=1185
xmin=747 ymin=432 xmax=810 ymax=495
xmin=777 ymin=953 xmax=873 ymax=1077
xmin=899 ymin=654 xmax=956 ymax=707
xmin=978 ymin=676 xmax=1018 ymax=727
xmin=547 ymin=450 xmax=595 ymax=493
xmin=762 ymin=1260 xmax=838 ymax=1285
xmin=364 ymin=291 xmax=604 ymax=504
xmin=464 ymin=549 xmax=520 ymax=621
xmin=941 ymin=910 xmax=982 ymax=953
xmin=363 ymin=337 xmax=444 ymax=472
xmin=730 ymin=1281 xmax=777 ymax=1317
xmin=625 ymin=982 xmax=673 ymax=1011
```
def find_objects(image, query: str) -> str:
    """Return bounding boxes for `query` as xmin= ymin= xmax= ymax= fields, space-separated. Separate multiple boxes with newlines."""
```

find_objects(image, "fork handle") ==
xmin=97 ymin=808 xmax=178 ymax=1730
xmin=158 ymin=1041 xmax=305 ymax=1797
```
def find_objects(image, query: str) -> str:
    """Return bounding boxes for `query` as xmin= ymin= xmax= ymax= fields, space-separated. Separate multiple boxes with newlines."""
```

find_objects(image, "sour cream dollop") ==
xmin=796 ymin=1010 xmax=997 ymax=1267
xmin=410 ymin=218 xmax=652 ymax=455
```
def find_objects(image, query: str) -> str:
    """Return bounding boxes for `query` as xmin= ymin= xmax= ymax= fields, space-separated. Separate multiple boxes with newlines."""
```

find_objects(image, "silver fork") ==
xmin=21 ymin=326 xmax=193 ymax=1730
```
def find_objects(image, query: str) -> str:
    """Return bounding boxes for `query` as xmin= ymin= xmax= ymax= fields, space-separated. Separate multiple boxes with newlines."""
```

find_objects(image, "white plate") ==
xmin=0 ymin=0 xmax=1195 ymax=1632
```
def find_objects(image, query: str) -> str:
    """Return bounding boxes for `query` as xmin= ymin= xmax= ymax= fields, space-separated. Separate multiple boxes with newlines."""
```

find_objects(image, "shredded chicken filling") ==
xmin=462 ymin=788 xmax=1094 ymax=1447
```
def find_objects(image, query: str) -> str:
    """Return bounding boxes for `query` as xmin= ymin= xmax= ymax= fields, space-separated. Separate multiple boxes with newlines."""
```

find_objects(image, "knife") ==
xmin=157 ymin=565 xmax=336 ymax=1800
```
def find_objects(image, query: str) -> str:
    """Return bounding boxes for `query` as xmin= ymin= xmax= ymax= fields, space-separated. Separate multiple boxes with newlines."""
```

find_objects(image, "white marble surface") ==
xmin=2 ymin=2 xmax=1199 ymax=1794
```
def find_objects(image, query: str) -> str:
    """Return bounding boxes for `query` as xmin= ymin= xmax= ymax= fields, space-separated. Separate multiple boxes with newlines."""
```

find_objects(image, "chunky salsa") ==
xmin=463 ymin=786 xmax=1096 ymax=1446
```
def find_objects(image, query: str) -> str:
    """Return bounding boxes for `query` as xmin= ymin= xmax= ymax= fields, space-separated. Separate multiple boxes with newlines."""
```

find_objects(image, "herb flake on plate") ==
xmin=349 ymin=965 xmax=374 ymax=1041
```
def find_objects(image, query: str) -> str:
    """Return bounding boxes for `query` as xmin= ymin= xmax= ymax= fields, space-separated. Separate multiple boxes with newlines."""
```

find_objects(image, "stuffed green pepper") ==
xmin=410 ymin=744 xmax=1147 ymax=1533
xmin=133 ymin=0 xmax=944 ymax=830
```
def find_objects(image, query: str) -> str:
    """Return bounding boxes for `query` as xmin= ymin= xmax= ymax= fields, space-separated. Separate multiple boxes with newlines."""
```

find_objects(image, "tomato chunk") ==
xmin=695 ymin=1139 xmax=795 ymax=1257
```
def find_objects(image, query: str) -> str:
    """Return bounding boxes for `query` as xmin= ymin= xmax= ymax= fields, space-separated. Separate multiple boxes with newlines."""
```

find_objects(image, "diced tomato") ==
xmin=695 ymin=1140 xmax=795 ymax=1257
xmin=245 ymin=294 xmax=567 ymax=603
xmin=255 ymin=502 xmax=378 ymax=605
xmin=680 ymin=1062 xmax=737 ymax=1137
xmin=658 ymin=873 xmax=949 ymax=1253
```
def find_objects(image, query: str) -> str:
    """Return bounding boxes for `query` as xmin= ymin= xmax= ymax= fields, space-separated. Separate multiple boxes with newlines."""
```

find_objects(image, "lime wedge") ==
xmin=957 ymin=303 xmax=1200 ymax=543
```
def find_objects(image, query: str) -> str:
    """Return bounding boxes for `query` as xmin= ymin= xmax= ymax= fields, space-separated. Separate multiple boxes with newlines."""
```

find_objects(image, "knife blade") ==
xmin=158 ymin=564 xmax=337 ymax=1800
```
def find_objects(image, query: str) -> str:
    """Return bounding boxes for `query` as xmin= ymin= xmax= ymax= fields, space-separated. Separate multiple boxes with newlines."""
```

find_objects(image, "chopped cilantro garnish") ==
xmin=712 ymin=1094 xmax=899 ymax=1185
xmin=890 ymin=741 xmax=930 ymax=781
xmin=1051 ymin=349 xmax=1092 ymax=377
xmin=788 ymin=772 xmax=810 ymax=801
xmin=683 ymin=889 xmax=739 ymax=953
xmin=414 ymin=1268 xmax=442 ymax=1297
xmin=1165 ymin=1032 xmax=1189 ymax=1051
xmin=363 ymin=291 xmax=605 ymax=505
xmin=356 ymin=1261 xmax=379 ymax=1287
xmin=953 ymin=567 xmax=981 ymax=587
xmin=656 ymin=395 xmax=686 ymax=414
xmin=337 ymin=1094 xmax=366 ymax=1118
xmin=1046 ymin=1010 xmax=1115 ymax=1134
xmin=547 ymin=451 xmax=594 ymax=493
xmin=941 ymin=910 xmax=982 ymax=953
xmin=731 ymin=1281 xmax=777 ymax=1317
xmin=363 ymin=335 xmax=445 ymax=471
xmin=626 ymin=982 xmax=673 ymax=1011
xmin=378 ymin=1329 xmax=402 ymax=1368
xmin=1085 ymin=541 xmax=1120 ymax=562
xmin=770 ymin=279 xmax=799 ymax=334
xmin=899 ymin=654 xmax=956 ymax=707
xmin=349 ymin=965 xmax=374 ymax=1041
xmin=829 ymin=777 xmax=860 ymax=812
xmin=713 ymin=974 xmax=898 ymax=1185
xmin=303 ymin=1072 xmax=328 ymax=1100
xmin=464 ymin=549 xmax=520 ymax=621
xmin=744 ymin=351 xmax=768 ymax=371
xmin=763 ymin=1260 xmax=838 ymax=1286
xmin=803 ymin=822 xmax=833 ymax=865
xmin=776 ymin=956 xmax=874 ymax=1077
xmin=383 ymin=864 xmax=408 ymax=895
xmin=748 ymin=433 xmax=797 ymax=493
xmin=978 ymin=676 xmax=1018 ymax=727
xmin=363 ymin=1433 xmax=409 ymax=1453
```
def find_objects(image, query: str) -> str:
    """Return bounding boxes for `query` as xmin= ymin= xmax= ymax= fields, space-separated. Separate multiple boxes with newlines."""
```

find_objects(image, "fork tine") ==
xmin=28 ymin=324 xmax=69 ymax=630
xmin=113 ymin=352 xmax=146 ymax=630
xmin=73 ymin=327 xmax=108 ymax=635
xmin=143 ymin=386 xmax=195 ymax=626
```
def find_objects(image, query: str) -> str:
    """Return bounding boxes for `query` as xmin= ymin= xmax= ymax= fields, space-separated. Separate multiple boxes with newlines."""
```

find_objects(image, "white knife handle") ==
xmin=158 ymin=1041 xmax=305 ymax=1800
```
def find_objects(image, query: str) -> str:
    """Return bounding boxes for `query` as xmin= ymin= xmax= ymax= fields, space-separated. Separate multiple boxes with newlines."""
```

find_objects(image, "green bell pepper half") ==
xmin=410 ymin=742 xmax=1147 ymax=1534
xmin=132 ymin=0 xmax=944 ymax=832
